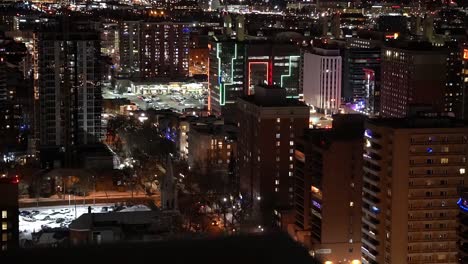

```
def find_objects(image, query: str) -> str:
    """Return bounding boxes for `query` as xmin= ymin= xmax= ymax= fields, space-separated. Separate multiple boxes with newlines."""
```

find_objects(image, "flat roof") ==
xmin=367 ymin=117 xmax=468 ymax=129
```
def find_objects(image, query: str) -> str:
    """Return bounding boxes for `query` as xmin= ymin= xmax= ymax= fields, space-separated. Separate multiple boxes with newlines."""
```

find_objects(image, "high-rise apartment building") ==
xmin=139 ymin=22 xmax=189 ymax=78
xmin=118 ymin=21 xmax=190 ymax=79
xmin=290 ymin=114 xmax=364 ymax=264
xmin=462 ymin=46 xmax=468 ymax=119
xmin=208 ymin=38 xmax=300 ymax=119
xmin=458 ymin=188 xmax=468 ymax=263
xmin=380 ymin=41 xmax=447 ymax=118
xmin=0 ymin=176 xmax=19 ymax=252
xmin=343 ymin=38 xmax=381 ymax=116
xmin=100 ymin=22 xmax=119 ymax=69
xmin=236 ymin=85 xmax=309 ymax=223
xmin=33 ymin=25 xmax=102 ymax=166
xmin=118 ymin=21 xmax=140 ymax=76
xmin=362 ymin=116 xmax=468 ymax=264
xmin=302 ymin=46 xmax=342 ymax=114
xmin=444 ymin=41 xmax=464 ymax=118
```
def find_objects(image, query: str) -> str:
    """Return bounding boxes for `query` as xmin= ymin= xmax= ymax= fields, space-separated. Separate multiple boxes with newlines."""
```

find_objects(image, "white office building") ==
xmin=302 ymin=47 xmax=342 ymax=114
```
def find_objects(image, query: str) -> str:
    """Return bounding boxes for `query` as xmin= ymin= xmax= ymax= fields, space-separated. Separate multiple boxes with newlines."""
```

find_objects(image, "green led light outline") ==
xmin=217 ymin=43 xmax=238 ymax=106
xmin=216 ymin=43 xmax=223 ymax=106
xmin=280 ymin=55 xmax=300 ymax=88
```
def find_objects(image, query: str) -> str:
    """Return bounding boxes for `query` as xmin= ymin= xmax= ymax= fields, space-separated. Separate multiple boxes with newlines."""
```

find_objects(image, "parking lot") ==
xmin=103 ymin=87 xmax=207 ymax=113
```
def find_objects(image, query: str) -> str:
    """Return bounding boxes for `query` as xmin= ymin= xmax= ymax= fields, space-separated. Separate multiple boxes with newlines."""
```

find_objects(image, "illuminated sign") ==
xmin=385 ymin=33 xmax=399 ymax=39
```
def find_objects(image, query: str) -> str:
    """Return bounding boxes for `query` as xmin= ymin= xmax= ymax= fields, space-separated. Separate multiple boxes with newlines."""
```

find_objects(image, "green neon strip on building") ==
xmin=280 ymin=55 xmax=300 ymax=88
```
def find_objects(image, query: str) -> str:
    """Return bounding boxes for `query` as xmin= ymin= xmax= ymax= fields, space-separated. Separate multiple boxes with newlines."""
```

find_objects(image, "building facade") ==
xmin=290 ymin=115 xmax=364 ymax=264
xmin=33 ymin=26 xmax=102 ymax=166
xmin=118 ymin=21 xmax=190 ymax=79
xmin=236 ymin=85 xmax=309 ymax=223
xmin=187 ymin=122 xmax=236 ymax=176
xmin=362 ymin=117 xmax=467 ymax=264
xmin=208 ymin=39 xmax=300 ymax=118
xmin=380 ymin=42 xmax=447 ymax=117
xmin=302 ymin=47 xmax=342 ymax=114
xmin=343 ymin=38 xmax=381 ymax=116
xmin=458 ymin=188 xmax=468 ymax=263
xmin=0 ymin=176 xmax=19 ymax=252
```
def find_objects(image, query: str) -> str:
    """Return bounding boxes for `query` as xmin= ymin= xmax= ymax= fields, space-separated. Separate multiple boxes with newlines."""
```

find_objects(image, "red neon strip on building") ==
xmin=247 ymin=61 xmax=269 ymax=95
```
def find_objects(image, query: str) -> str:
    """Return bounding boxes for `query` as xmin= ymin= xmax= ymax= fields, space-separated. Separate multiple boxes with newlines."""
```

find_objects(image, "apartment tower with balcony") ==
xmin=362 ymin=116 xmax=468 ymax=264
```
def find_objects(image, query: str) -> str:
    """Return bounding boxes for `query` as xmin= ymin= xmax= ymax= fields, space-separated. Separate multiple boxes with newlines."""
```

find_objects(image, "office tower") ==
xmin=380 ymin=41 xmax=447 ymax=118
xmin=118 ymin=21 xmax=190 ymax=79
xmin=302 ymin=46 xmax=342 ymax=114
xmin=236 ymin=85 xmax=309 ymax=223
xmin=343 ymin=38 xmax=381 ymax=116
xmin=208 ymin=39 xmax=300 ymax=119
xmin=290 ymin=115 xmax=363 ymax=263
xmin=139 ymin=22 xmax=190 ymax=78
xmin=208 ymin=40 xmax=244 ymax=118
xmin=458 ymin=188 xmax=468 ymax=263
xmin=33 ymin=25 xmax=102 ymax=166
xmin=0 ymin=176 xmax=19 ymax=252
xmin=362 ymin=116 xmax=468 ymax=264
xmin=118 ymin=21 xmax=140 ymax=77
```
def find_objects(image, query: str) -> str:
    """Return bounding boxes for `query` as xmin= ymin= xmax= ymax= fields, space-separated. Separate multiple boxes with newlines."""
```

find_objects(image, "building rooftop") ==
xmin=69 ymin=210 xmax=180 ymax=231
xmin=383 ymin=40 xmax=447 ymax=51
xmin=239 ymin=85 xmax=307 ymax=108
xmin=367 ymin=116 xmax=468 ymax=129
xmin=190 ymin=123 xmax=237 ymax=139
xmin=2 ymin=233 xmax=318 ymax=264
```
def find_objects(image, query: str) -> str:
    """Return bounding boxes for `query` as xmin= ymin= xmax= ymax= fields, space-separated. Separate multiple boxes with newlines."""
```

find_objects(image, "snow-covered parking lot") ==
xmin=19 ymin=204 xmax=150 ymax=241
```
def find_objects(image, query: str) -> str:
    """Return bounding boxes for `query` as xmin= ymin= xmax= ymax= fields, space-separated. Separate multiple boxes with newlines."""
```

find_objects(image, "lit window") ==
xmin=289 ymin=141 xmax=294 ymax=146
xmin=1 ymin=222 xmax=6 ymax=230
xmin=274 ymin=188 xmax=278 ymax=192
xmin=276 ymin=141 xmax=280 ymax=147
xmin=350 ymin=202 xmax=354 ymax=207
xmin=1 ymin=211 xmax=6 ymax=219
xmin=289 ymin=149 xmax=293 ymax=154
xmin=289 ymin=164 xmax=294 ymax=169
xmin=276 ymin=133 xmax=280 ymax=139
xmin=1 ymin=233 xmax=6 ymax=242
xmin=441 ymin=158 xmax=449 ymax=164
xmin=275 ymin=180 xmax=279 ymax=185
xmin=289 ymin=172 xmax=293 ymax=177
xmin=1 ymin=245 xmax=6 ymax=251
xmin=289 ymin=156 xmax=293 ymax=161
xmin=460 ymin=168 xmax=466 ymax=175
xmin=276 ymin=118 xmax=281 ymax=123
xmin=227 ymin=145 xmax=231 ymax=149
xmin=276 ymin=157 xmax=280 ymax=162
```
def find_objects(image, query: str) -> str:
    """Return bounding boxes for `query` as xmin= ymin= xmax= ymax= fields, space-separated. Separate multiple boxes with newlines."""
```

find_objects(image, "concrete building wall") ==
xmin=303 ymin=51 xmax=342 ymax=113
